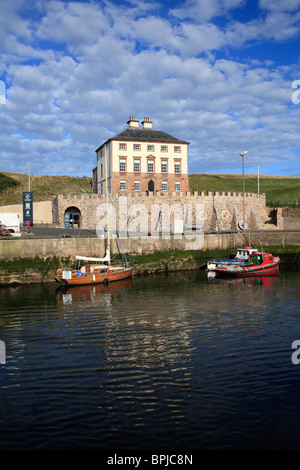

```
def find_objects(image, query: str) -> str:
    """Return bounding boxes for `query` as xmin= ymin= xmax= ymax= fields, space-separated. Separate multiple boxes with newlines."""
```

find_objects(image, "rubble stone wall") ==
xmin=53 ymin=191 xmax=268 ymax=232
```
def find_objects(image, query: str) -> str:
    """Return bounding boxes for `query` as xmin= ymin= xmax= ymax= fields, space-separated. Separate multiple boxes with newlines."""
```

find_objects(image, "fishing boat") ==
xmin=54 ymin=146 xmax=134 ymax=287
xmin=207 ymin=246 xmax=258 ymax=271
xmin=214 ymin=251 xmax=280 ymax=278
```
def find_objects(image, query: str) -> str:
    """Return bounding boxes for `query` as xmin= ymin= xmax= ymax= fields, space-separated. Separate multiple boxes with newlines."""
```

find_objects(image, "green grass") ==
xmin=189 ymin=174 xmax=300 ymax=207
xmin=0 ymin=172 xmax=93 ymax=205
xmin=1 ymin=171 xmax=299 ymax=208
xmin=0 ymin=173 xmax=20 ymax=192
xmin=0 ymin=256 xmax=72 ymax=273
xmin=127 ymin=248 xmax=233 ymax=265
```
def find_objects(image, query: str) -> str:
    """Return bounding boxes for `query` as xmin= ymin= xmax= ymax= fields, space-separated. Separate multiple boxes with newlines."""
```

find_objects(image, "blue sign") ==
xmin=23 ymin=192 xmax=33 ymax=226
xmin=64 ymin=212 xmax=71 ymax=228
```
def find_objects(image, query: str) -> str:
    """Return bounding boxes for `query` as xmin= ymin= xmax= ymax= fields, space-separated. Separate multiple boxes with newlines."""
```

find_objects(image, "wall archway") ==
xmin=64 ymin=206 xmax=81 ymax=228
xmin=148 ymin=180 xmax=155 ymax=192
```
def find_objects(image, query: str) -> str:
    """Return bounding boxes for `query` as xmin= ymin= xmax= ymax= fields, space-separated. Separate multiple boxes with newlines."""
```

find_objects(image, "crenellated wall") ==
xmin=53 ymin=190 xmax=268 ymax=232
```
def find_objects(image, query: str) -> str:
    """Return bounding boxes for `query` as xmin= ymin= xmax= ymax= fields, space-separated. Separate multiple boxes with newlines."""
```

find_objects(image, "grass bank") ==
xmin=1 ymin=171 xmax=300 ymax=208
xmin=189 ymin=174 xmax=300 ymax=207
xmin=0 ymin=172 xmax=92 ymax=205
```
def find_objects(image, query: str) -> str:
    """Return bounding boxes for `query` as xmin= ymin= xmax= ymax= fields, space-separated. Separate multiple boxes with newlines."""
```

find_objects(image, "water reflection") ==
xmin=57 ymin=278 xmax=134 ymax=305
xmin=207 ymin=271 xmax=280 ymax=289
xmin=1 ymin=268 xmax=300 ymax=450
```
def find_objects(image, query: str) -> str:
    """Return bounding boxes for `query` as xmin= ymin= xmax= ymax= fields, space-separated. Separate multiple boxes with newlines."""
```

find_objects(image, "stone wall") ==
xmin=53 ymin=190 xmax=268 ymax=233
xmin=0 ymin=230 xmax=299 ymax=261
xmin=273 ymin=207 xmax=300 ymax=230
xmin=283 ymin=218 xmax=300 ymax=230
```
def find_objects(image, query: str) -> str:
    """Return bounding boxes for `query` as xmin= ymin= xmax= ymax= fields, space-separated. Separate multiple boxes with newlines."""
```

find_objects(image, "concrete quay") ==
xmin=0 ymin=229 xmax=299 ymax=261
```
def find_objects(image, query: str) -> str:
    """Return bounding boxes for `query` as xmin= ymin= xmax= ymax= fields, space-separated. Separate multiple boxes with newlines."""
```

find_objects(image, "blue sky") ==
xmin=0 ymin=0 xmax=300 ymax=177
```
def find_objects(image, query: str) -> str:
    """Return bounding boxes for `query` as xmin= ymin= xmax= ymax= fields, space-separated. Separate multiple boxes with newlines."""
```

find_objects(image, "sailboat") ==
xmin=54 ymin=147 xmax=134 ymax=287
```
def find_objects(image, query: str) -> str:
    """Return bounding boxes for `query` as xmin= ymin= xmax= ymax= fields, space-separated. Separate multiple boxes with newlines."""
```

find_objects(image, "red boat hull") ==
xmin=215 ymin=258 xmax=280 ymax=278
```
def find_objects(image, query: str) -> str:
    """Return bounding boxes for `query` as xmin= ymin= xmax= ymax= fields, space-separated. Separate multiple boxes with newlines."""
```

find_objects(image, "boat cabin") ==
xmin=79 ymin=264 xmax=108 ymax=274
xmin=235 ymin=247 xmax=258 ymax=261
xmin=250 ymin=253 xmax=274 ymax=265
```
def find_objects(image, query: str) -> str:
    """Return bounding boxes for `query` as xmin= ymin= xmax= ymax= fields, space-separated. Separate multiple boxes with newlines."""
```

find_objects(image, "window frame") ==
xmin=161 ymin=160 xmax=168 ymax=174
xmin=148 ymin=160 xmax=154 ymax=173
xmin=175 ymin=181 xmax=181 ymax=192
xmin=119 ymin=159 xmax=126 ymax=173
xmin=162 ymin=181 xmax=168 ymax=192
xmin=174 ymin=161 xmax=181 ymax=175
xmin=133 ymin=159 xmax=141 ymax=173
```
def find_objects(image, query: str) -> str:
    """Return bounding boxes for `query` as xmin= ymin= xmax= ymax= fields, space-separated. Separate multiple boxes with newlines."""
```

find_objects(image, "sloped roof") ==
xmin=113 ymin=127 xmax=189 ymax=144
xmin=96 ymin=127 xmax=189 ymax=151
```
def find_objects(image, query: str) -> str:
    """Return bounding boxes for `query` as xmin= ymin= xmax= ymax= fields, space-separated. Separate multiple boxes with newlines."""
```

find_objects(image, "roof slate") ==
xmin=111 ymin=127 xmax=189 ymax=145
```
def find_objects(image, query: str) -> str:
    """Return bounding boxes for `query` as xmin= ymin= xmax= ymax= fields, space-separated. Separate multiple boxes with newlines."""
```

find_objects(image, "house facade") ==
xmin=93 ymin=116 xmax=189 ymax=195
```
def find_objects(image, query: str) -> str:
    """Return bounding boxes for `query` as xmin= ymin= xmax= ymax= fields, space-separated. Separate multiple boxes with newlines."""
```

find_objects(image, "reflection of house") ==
xmin=93 ymin=116 xmax=189 ymax=195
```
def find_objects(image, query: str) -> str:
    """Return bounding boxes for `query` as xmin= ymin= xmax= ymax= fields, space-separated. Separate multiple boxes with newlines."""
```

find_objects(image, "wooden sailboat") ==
xmin=55 ymin=147 xmax=134 ymax=287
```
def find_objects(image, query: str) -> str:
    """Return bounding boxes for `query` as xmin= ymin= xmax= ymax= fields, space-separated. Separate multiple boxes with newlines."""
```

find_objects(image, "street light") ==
xmin=239 ymin=151 xmax=248 ymax=231
xmin=26 ymin=168 xmax=30 ymax=192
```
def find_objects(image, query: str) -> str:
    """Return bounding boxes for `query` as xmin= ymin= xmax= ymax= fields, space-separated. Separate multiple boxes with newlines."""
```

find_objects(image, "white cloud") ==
xmin=259 ymin=0 xmax=300 ymax=12
xmin=0 ymin=0 xmax=33 ymax=47
xmin=36 ymin=0 xmax=108 ymax=45
xmin=0 ymin=0 xmax=300 ymax=178
xmin=171 ymin=0 xmax=245 ymax=22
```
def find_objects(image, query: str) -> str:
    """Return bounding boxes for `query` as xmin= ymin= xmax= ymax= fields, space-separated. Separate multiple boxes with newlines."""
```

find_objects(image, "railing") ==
xmin=267 ymin=200 xmax=300 ymax=208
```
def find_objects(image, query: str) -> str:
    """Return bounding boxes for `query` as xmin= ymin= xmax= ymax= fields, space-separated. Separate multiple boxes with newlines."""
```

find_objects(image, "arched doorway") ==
xmin=64 ymin=206 xmax=81 ymax=228
xmin=148 ymin=180 xmax=155 ymax=192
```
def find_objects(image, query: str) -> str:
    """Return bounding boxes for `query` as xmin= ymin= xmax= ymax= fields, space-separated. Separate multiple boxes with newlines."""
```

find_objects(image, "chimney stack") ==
xmin=127 ymin=116 xmax=139 ymax=128
xmin=142 ymin=117 xmax=152 ymax=129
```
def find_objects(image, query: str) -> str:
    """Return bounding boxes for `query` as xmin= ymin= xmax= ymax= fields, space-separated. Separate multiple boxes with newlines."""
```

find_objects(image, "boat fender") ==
xmin=103 ymin=278 xmax=109 ymax=285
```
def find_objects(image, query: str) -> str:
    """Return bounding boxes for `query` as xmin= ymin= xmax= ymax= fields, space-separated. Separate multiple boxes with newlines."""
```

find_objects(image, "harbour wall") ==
xmin=0 ymin=230 xmax=299 ymax=261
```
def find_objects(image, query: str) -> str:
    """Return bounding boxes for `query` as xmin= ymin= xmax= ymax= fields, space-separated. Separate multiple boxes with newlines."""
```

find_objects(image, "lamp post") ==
xmin=26 ymin=168 xmax=30 ymax=192
xmin=239 ymin=151 xmax=248 ymax=231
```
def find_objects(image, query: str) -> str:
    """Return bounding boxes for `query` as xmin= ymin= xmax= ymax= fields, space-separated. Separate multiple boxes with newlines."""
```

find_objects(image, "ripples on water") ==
xmin=0 ymin=268 xmax=300 ymax=450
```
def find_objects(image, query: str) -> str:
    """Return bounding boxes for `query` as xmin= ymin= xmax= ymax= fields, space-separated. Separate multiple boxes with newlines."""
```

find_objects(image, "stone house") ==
xmin=93 ymin=116 xmax=189 ymax=195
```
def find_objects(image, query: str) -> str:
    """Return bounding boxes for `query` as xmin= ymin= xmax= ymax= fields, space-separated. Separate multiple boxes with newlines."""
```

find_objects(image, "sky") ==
xmin=0 ymin=0 xmax=300 ymax=178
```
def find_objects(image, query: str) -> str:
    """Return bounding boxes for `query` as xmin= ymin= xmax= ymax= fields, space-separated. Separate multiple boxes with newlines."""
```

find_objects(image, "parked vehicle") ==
xmin=0 ymin=213 xmax=21 ymax=236
xmin=0 ymin=224 xmax=11 ymax=237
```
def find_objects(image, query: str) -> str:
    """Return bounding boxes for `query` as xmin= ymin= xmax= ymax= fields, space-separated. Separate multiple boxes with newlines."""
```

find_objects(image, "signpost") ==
xmin=23 ymin=191 xmax=33 ymax=227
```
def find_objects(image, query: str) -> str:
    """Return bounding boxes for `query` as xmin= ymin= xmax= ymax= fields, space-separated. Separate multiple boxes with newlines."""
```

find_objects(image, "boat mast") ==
xmin=105 ymin=145 xmax=111 ymax=264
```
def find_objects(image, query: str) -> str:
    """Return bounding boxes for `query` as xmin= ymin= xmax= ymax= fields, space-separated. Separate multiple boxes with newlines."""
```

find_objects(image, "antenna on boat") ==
xmin=105 ymin=145 xmax=111 ymax=265
xmin=109 ymin=193 xmax=128 ymax=266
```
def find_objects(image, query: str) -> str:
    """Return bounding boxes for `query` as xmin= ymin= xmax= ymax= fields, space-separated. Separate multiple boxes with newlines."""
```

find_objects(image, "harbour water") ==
xmin=0 ymin=267 xmax=300 ymax=450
